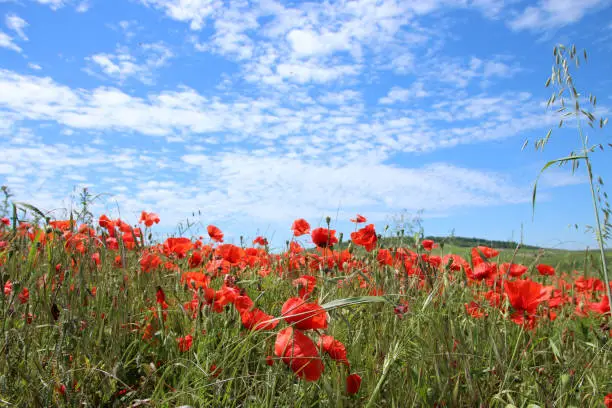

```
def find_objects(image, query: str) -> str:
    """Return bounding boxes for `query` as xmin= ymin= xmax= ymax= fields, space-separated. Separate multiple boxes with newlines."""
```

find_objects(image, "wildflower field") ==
xmin=0 ymin=209 xmax=611 ymax=407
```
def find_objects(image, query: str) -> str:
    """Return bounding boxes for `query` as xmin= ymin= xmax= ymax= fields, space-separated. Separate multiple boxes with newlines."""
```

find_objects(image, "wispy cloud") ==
xmin=33 ymin=0 xmax=68 ymax=10
xmin=0 ymin=31 xmax=21 ymax=53
xmin=5 ymin=13 xmax=28 ymax=41
xmin=138 ymin=0 xmax=221 ymax=30
xmin=85 ymin=43 xmax=173 ymax=84
xmin=379 ymin=82 xmax=428 ymax=105
xmin=509 ymin=0 xmax=608 ymax=31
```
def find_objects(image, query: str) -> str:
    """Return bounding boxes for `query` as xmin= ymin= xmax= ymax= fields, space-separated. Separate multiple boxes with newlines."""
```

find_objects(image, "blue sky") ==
xmin=1 ymin=0 xmax=611 ymax=250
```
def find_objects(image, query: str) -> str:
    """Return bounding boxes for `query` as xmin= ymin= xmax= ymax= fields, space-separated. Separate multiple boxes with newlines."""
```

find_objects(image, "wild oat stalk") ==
xmin=530 ymin=44 xmax=612 ymax=312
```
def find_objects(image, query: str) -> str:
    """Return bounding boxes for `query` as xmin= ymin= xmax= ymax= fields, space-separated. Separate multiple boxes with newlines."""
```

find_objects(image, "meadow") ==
xmin=0 ymin=209 xmax=610 ymax=407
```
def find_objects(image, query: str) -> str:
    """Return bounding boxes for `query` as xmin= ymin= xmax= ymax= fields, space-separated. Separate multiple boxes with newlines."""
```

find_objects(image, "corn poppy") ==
xmin=292 ymin=275 xmax=317 ymax=299
xmin=346 ymin=373 xmax=362 ymax=394
xmin=422 ymin=239 xmax=437 ymax=251
xmin=350 ymin=214 xmax=367 ymax=223
xmin=207 ymin=225 xmax=224 ymax=242
xmin=291 ymin=219 xmax=311 ymax=236
xmin=139 ymin=211 xmax=160 ymax=227
xmin=318 ymin=334 xmax=349 ymax=365
xmin=177 ymin=334 xmax=193 ymax=352
xmin=311 ymin=227 xmax=338 ymax=249
xmin=281 ymin=297 xmax=328 ymax=330
xmin=536 ymin=264 xmax=555 ymax=276
xmin=350 ymin=224 xmax=377 ymax=252
xmin=274 ymin=327 xmax=324 ymax=381
xmin=500 ymin=263 xmax=528 ymax=278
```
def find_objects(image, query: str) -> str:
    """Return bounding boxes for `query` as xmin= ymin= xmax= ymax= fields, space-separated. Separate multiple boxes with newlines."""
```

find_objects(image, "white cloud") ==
xmin=0 ymin=31 xmax=21 ymax=53
xmin=28 ymin=63 xmax=42 ymax=70
xmin=108 ymin=20 xmax=141 ymax=40
xmin=318 ymin=90 xmax=362 ymax=105
xmin=0 ymin=163 xmax=15 ymax=174
xmin=137 ymin=0 xmax=222 ymax=30
xmin=509 ymin=0 xmax=607 ymax=31
xmin=33 ymin=0 xmax=67 ymax=10
xmin=422 ymin=56 xmax=520 ymax=88
xmin=379 ymin=82 xmax=429 ymax=105
xmin=5 ymin=14 xmax=28 ymax=41
xmin=0 ymin=69 xmax=559 ymax=157
xmin=86 ymin=43 xmax=173 ymax=84
xmin=276 ymin=61 xmax=360 ymax=84
xmin=286 ymin=29 xmax=350 ymax=58
xmin=175 ymin=152 xmax=530 ymax=223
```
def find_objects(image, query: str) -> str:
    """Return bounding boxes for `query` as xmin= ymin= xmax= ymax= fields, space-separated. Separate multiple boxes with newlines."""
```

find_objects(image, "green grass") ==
xmin=0 ymin=226 xmax=611 ymax=407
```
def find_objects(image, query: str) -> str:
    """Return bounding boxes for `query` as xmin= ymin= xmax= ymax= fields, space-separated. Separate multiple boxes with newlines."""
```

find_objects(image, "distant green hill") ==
xmin=421 ymin=235 xmax=541 ymax=250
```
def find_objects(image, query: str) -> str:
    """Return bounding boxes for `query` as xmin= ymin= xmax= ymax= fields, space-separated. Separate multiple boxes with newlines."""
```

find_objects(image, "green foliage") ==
xmin=0 ymin=231 xmax=610 ymax=407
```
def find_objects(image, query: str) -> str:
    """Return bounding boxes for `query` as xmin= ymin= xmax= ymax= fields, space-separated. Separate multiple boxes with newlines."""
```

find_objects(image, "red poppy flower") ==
xmin=574 ymin=277 xmax=605 ymax=292
xmin=274 ymin=327 xmax=324 ymax=381
xmin=207 ymin=225 xmax=224 ymax=242
xmin=253 ymin=236 xmax=268 ymax=246
xmin=504 ymin=279 xmax=549 ymax=315
xmin=291 ymin=219 xmax=311 ymax=236
xmin=181 ymin=272 xmax=210 ymax=290
xmin=588 ymin=295 xmax=610 ymax=315
xmin=0 ymin=217 xmax=9 ymax=226
xmin=163 ymin=237 xmax=194 ymax=258
xmin=471 ymin=246 xmax=499 ymax=267
xmin=92 ymin=252 xmax=101 ymax=266
xmin=500 ymin=263 xmax=528 ymax=278
xmin=177 ymin=334 xmax=193 ymax=352
xmin=536 ymin=264 xmax=555 ymax=276
xmin=465 ymin=301 xmax=486 ymax=318
xmin=318 ymin=334 xmax=349 ymax=365
xmin=377 ymin=249 xmax=394 ymax=266
xmin=140 ymin=252 xmax=162 ymax=273
xmin=139 ymin=211 xmax=160 ymax=227
xmin=290 ymin=241 xmax=304 ymax=253
xmin=98 ymin=215 xmax=116 ymax=232
xmin=311 ymin=228 xmax=338 ymax=249
xmin=49 ymin=220 xmax=74 ymax=231
xmin=241 ymin=307 xmax=279 ymax=331
xmin=116 ymin=219 xmax=133 ymax=234
xmin=470 ymin=262 xmax=497 ymax=281
xmin=156 ymin=287 xmax=167 ymax=307
xmin=421 ymin=239 xmax=437 ymax=251
xmin=346 ymin=373 xmax=362 ymax=395
xmin=350 ymin=224 xmax=377 ymax=252
xmin=350 ymin=214 xmax=367 ymax=223
xmin=292 ymin=275 xmax=317 ymax=299
xmin=18 ymin=287 xmax=29 ymax=304
xmin=188 ymin=250 xmax=204 ymax=268
xmin=212 ymin=285 xmax=240 ymax=313
xmin=473 ymin=246 xmax=499 ymax=259
xmin=216 ymin=244 xmax=244 ymax=265
xmin=4 ymin=280 xmax=12 ymax=296
xmin=281 ymin=297 xmax=328 ymax=330
xmin=604 ymin=393 xmax=612 ymax=408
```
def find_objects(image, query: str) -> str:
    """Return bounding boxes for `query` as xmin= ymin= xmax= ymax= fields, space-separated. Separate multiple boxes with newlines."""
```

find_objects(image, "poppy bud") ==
xmin=325 ymin=216 xmax=331 ymax=226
